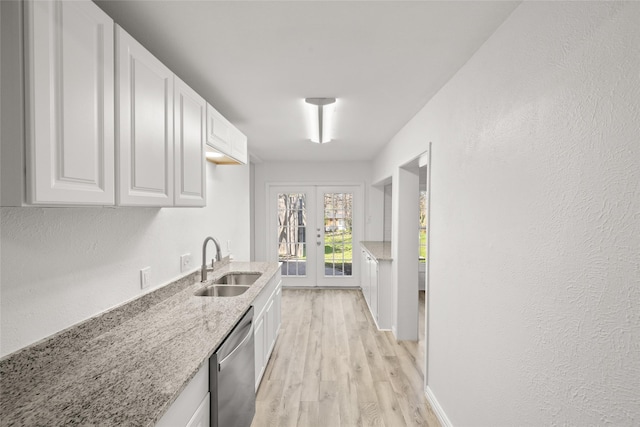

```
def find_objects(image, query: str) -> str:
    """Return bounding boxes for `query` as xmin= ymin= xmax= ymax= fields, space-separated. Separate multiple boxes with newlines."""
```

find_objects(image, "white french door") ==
xmin=268 ymin=185 xmax=362 ymax=288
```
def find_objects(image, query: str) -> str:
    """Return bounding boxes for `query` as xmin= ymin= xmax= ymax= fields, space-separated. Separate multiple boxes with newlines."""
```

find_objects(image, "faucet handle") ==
xmin=211 ymin=259 xmax=216 ymax=268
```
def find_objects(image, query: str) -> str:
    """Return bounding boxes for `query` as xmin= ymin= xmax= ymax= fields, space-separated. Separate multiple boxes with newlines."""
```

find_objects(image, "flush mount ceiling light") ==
xmin=304 ymin=98 xmax=337 ymax=144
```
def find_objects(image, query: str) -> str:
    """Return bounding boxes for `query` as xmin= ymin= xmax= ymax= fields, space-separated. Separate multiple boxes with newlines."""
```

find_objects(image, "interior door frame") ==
xmin=266 ymin=182 xmax=364 ymax=288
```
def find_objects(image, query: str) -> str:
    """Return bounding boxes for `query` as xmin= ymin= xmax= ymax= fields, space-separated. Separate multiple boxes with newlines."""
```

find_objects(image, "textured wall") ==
xmin=0 ymin=164 xmax=250 ymax=357
xmin=373 ymin=2 xmax=639 ymax=425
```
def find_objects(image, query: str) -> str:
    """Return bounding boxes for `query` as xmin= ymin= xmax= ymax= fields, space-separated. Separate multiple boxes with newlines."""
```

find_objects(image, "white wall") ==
xmin=0 ymin=163 xmax=250 ymax=357
xmin=373 ymin=2 xmax=640 ymax=426
xmin=383 ymin=184 xmax=392 ymax=242
xmin=253 ymin=161 xmax=382 ymax=262
xmin=392 ymin=167 xmax=419 ymax=340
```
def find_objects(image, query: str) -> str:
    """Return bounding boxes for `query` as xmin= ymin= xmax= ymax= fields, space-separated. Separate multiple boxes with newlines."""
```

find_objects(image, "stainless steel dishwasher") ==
xmin=210 ymin=307 xmax=255 ymax=427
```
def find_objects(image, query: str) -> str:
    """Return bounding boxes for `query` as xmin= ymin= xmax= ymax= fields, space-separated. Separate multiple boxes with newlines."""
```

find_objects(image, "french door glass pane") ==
xmin=323 ymin=192 xmax=353 ymax=276
xmin=277 ymin=193 xmax=307 ymax=276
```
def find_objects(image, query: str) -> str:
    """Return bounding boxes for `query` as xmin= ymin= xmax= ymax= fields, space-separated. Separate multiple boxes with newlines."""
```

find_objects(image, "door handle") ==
xmin=218 ymin=323 xmax=254 ymax=372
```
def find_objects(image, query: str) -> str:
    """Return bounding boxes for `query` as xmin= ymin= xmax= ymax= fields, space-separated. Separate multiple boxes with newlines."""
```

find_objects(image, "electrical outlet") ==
xmin=180 ymin=253 xmax=191 ymax=273
xmin=140 ymin=267 xmax=151 ymax=289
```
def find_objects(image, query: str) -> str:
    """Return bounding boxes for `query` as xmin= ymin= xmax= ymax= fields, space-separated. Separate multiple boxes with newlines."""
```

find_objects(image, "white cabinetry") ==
xmin=361 ymin=249 xmax=371 ymax=305
xmin=156 ymin=363 xmax=209 ymax=427
xmin=174 ymin=78 xmax=206 ymax=207
xmin=253 ymin=270 xmax=282 ymax=390
xmin=369 ymin=257 xmax=379 ymax=323
xmin=230 ymin=128 xmax=248 ymax=164
xmin=206 ymin=104 xmax=232 ymax=155
xmin=116 ymin=26 xmax=174 ymax=207
xmin=116 ymin=27 xmax=206 ymax=207
xmin=205 ymin=104 xmax=247 ymax=165
xmin=1 ymin=0 xmax=115 ymax=206
xmin=360 ymin=245 xmax=392 ymax=330
xmin=186 ymin=393 xmax=210 ymax=427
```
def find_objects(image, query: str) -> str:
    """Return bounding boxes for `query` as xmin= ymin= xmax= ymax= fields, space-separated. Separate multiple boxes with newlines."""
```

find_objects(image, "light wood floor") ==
xmin=251 ymin=289 xmax=439 ymax=427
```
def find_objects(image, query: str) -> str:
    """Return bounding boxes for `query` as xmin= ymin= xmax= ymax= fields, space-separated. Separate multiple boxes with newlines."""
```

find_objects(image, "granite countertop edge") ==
xmin=0 ymin=260 xmax=281 ymax=426
xmin=360 ymin=241 xmax=393 ymax=261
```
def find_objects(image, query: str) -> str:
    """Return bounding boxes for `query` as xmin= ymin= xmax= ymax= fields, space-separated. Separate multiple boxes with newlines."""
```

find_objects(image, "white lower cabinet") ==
xmin=253 ymin=314 xmax=265 ymax=387
xmin=370 ymin=257 xmax=379 ymax=323
xmin=186 ymin=393 xmax=210 ymax=427
xmin=361 ymin=249 xmax=371 ymax=305
xmin=360 ymin=246 xmax=392 ymax=330
xmin=253 ymin=271 xmax=282 ymax=390
xmin=156 ymin=363 xmax=209 ymax=427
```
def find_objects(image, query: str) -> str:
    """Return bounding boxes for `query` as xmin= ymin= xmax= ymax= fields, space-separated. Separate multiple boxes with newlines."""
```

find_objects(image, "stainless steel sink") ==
xmin=213 ymin=272 xmax=261 ymax=285
xmin=195 ymin=285 xmax=250 ymax=297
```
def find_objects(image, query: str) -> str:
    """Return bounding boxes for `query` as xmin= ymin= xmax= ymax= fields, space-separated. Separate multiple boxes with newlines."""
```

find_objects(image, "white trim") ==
xmin=424 ymin=142 xmax=432 ymax=387
xmin=425 ymin=386 xmax=453 ymax=427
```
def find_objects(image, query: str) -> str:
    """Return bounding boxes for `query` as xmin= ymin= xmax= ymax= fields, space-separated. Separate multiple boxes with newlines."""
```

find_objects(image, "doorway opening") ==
xmin=268 ymin=184 xmax=362 ymax=288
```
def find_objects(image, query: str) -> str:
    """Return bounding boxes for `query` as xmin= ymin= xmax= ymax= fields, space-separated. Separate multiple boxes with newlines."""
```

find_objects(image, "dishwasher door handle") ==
xmin=218 ymin=323 xmax=254 ymax=372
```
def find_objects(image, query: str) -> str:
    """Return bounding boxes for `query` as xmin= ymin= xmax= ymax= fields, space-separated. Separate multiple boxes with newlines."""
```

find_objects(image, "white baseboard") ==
xmin=425 ymin=385 xmax=453 ymax=427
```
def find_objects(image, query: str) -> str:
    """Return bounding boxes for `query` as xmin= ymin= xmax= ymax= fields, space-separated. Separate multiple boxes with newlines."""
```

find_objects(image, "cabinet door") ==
xmin=174 ymin=77 xmax=206 ymax=207
xmin=230 ymin=127 xmax=248 ymax=165
xmin=206 ymin=104 xmax=232 ymax=154
xmin=25 ymin=0 xmax=114 ymax=205
xmin=274 ymin=285 xmax=282 ymax=336
xmin=370 ymin=259 xmax=379 ymax=323
xmin=254 ymin=314 xmax=265 ymax=390
xmin=265 ymin=299 xmax=276 ymax=356
xmin=361 ymin=250 xmax=370 ymax=305
xmin=186 ymin=393 xmax=210 ymax=427
xmin=116 ymin=26 xmax=174 ymax=206
xmin=155 ymin=363 xmax=208 ymax=427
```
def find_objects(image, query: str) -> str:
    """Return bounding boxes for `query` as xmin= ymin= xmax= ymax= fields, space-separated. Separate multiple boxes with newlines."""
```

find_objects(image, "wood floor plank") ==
xmin=320 ymin=291 xmax=338 ymax=381
xmin=318 ymin=380 xmax=341 ymax=427
xmin=254 ymin=379 xmax=285 ymax=427
xmin=251 ymin=288 xmax=440 ymax=427
xmin=301 ymin=291 xmax=322 ymax=401
xmin=375 ymin=380 xmax=408 ymax=427
xmin=297 ymin=401 xmax=320 ymax=427
xmin=360 ymin=327 xmax=391 ymax=383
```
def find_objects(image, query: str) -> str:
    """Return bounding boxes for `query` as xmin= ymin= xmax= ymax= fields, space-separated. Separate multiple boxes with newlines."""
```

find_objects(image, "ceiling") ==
xmin=95 ymin=1 xmax=520 ymax=163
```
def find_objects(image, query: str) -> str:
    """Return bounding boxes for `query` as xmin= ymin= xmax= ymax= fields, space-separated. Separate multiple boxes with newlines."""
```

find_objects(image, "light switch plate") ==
xmin=180 ymin=253 xmax=191 ymax=273
xmin=140 ymin=267 xmax=151 ymax=289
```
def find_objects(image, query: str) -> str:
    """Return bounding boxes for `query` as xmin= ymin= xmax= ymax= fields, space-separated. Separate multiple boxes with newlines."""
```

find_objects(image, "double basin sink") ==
xmin=195 ymin=272 xmax=261 ymax=297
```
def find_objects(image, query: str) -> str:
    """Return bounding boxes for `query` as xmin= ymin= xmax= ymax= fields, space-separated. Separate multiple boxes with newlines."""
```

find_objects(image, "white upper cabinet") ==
xmin=206 ymin=104 xmax=232 ymax=155
xmin=1 ymin=1 xmax=238 ymax=208
xmin=230 ymin=127 xmax=248 ymax=165
xmin=1 ymin=0 xmax=115 ymax=206
xmin=174 ymin=77 xmax=206 ymax=207
xmin=205 ymin=104 xmax=247 ymax=165
xmin=116 ymin=25 xmax=174 ymax=207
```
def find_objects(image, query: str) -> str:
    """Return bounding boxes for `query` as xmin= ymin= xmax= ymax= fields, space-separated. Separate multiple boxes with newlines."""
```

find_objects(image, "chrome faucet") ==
xmin=202 ymin=236 xmax=222 ymax=282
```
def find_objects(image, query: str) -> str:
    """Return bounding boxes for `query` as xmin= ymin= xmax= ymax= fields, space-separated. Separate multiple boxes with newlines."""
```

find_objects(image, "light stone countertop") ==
xmin=360 ymin=241 xmax=393 ymax=261
xmin=0 ymin=261 xmax=281 ymax=426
